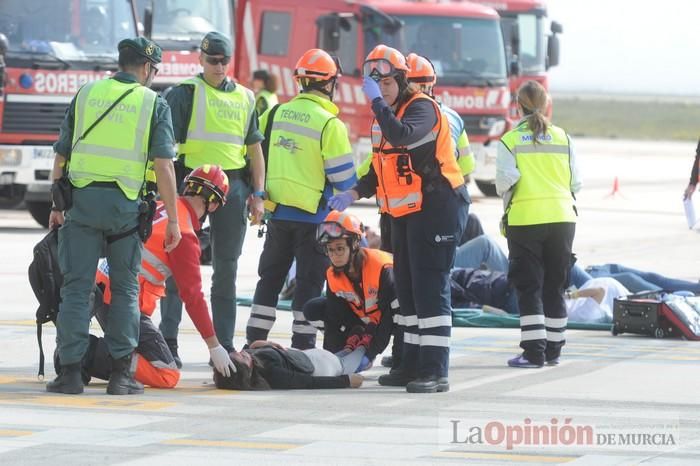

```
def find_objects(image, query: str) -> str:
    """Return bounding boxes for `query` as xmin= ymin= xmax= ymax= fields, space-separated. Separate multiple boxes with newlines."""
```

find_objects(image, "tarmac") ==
xmin=1 ymin=138 xmax=700 ymax=465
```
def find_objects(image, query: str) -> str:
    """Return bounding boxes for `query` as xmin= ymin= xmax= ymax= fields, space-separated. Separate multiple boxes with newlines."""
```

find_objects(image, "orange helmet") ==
xmin=317 ymin=210 xmax=364 ymax=244
xmin=406 ymin=53 xmax=436 ymax=86
xmin=294 ymin=49 xmax=340 ymax=81
xmin=363 ymin=45 xmax=409 ymax=80
xmin=182 ymin=164 xmax=229 ymax=205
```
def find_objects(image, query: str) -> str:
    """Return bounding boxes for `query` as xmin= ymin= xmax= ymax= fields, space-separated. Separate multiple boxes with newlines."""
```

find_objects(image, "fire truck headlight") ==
xmin=0 ymin=149 xmax=22 ymax=166
xmin=19 ymin=73 xmax=33 ymax=89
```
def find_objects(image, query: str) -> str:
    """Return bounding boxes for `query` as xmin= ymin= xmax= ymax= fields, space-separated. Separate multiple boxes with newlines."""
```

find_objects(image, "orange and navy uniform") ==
xmin=358 ymin=92 xmax=464 ymax=217
xmin=95 ymin=197 xmax=215 ymax=388
xmin=326 ymin=248 xmax=394 ymax=325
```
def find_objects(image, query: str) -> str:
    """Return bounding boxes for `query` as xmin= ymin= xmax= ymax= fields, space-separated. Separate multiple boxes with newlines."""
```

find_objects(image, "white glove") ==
xmin=209 ymin=344 xmax=236 ymax=377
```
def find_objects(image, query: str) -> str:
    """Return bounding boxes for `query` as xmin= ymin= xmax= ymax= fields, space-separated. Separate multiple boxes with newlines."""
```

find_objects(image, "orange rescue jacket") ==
xmin=326 ymin=248 xmax=393 ymax=325
xmin=371 ymin=92 xmax=463 ymax=217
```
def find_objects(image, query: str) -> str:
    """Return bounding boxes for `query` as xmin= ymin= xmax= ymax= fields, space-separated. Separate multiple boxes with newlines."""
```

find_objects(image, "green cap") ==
xmin=200 ymin=31 xmax=232 ymax=57
xmin=118 ymin=37 xmax=162 ymax=64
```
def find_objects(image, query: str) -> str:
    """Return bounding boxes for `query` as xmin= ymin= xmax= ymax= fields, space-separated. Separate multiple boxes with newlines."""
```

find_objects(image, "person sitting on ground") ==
xmin=303 ymin=211 xmax=401 ymax=372
xmin=213 ymin=340 xmax=364 ymax=390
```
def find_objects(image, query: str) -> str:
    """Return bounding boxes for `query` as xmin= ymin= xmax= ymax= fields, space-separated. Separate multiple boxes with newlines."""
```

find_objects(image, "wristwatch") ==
xmin=252 ymin=191 xmax=266 ymax=199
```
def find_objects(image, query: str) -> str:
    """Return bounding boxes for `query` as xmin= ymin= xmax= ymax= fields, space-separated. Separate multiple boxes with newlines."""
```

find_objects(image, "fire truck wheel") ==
xmin=475 ymin=180 xmax=498 ymax=197
xmin=26 ymin=201 xmax=50 ymax=229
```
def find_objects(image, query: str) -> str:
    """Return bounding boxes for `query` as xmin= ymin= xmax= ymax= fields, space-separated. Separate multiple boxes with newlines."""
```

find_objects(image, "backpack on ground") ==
xmin=28 ymin=229 xmax=62 ymax=378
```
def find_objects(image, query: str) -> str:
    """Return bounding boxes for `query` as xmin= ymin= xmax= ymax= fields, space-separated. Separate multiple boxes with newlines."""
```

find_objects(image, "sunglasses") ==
xmin=205 ymin=55 xmax=231 ymax=66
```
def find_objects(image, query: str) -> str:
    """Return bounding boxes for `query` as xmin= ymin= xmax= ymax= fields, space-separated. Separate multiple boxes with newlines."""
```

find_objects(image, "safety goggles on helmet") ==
xmin=363 ymin=59 xmax=399 ymax=81
xmin=316 ymin=221 xmax=347 ymax=243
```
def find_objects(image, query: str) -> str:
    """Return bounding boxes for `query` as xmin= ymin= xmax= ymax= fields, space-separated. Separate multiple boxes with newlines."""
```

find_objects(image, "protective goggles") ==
xmin=316 ymin=221 xmax=345 ymax=242
xmin=363 ymin=59 xmax=397 ymax=81
xmin=204 ymin=55 xmax=231 ymax=66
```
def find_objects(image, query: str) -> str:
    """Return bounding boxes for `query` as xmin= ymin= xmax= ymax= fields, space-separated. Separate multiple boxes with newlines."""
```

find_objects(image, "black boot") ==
xmin=406 ymin=376 xmax=449 ymax=394
xmin=378 ymin=369 xmax=415 ymax=387
xmin=165 ymin=338 xmax=182 ymax=369
xmin=46 ymin=362 xmax=84 ymax=394
xmin=107 ymin=353 xmax=144 ymax=395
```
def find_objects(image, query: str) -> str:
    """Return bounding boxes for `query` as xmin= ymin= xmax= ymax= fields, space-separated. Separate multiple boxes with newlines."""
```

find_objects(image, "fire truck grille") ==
xmin=2 ymin=101 xmax=68 ymax=134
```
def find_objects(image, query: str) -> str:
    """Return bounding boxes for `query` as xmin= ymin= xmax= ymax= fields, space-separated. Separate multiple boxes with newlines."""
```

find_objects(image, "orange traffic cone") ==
xmin=605 ymin=176 xmax=624 ymax=199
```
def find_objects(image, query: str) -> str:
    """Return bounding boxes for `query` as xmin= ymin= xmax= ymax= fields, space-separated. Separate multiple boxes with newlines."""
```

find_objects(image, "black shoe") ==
xmin=381 ymin=356 xmax=393 ymax=368
xmin=165 ymin=338 xmax=183 ymax=369
xmin=46 ymin=363 xmax=84 ymax=394
xmin=406 ymin=376 xmax=449 ymax=394
xmin=378 ymin=369 xmax=415 ymax=387
xmin=107 ymin=353 xmax=144 ymax=395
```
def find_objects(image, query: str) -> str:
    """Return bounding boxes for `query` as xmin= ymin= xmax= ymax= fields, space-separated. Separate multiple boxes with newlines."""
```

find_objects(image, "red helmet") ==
xmin=317 ymin=210 xmax=363 ymax=244
xmin=183 ymin=164 xmax=229 ymax=205
xmin=406 ymin=53 xmax=436 ymax=86
xmin=363 ymin=45 xmax=409 ymax=80
xmin=294 ymin=49 xmax=340 ymax=81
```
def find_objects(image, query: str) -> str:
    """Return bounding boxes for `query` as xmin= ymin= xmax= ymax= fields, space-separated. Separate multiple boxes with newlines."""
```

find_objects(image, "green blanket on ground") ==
xmin=235 ymin=297 xmax=612 ymax=331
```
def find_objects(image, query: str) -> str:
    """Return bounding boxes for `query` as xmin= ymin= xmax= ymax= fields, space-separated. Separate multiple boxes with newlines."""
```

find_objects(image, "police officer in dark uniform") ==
xmin=47 ymin=37 xmax=181 ymax=395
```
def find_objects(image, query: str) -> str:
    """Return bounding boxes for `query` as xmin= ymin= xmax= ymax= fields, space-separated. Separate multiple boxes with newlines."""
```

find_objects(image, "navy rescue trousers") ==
xmin=506 ymin=222 xmax=576 ymax=365
xmin=246 ymin=219 xmax=329 ymax=349
xmin=392 ymin=183 xmax=469 ymax=379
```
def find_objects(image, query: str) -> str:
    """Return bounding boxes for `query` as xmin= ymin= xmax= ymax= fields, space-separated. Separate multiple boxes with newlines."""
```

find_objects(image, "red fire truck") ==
xmin=470 ymin=0 xmax=562 ymax=195
xmin=144 ymin=0 xmax=511 ymax=196
xmin=0 ymin=0 xmax=139 ymax=226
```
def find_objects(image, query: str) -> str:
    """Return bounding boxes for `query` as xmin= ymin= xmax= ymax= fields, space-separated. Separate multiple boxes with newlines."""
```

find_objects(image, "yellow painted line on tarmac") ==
xmin=0 ymin=376 xmax=19 ymax=384
xmin=0 ymin=429 xmax=33 ymax=437
xmin=162 ymin=438 xmax=299 ymax=451
xmin=0 ymin=393 xmax=175 ymax=411
xmin=433 ymin=451 xmax=577 ymax=463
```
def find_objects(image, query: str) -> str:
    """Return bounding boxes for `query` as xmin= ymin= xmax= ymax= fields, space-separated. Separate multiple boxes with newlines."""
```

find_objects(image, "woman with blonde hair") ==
xmin=496 ymin=80 xmax=582 ymax=368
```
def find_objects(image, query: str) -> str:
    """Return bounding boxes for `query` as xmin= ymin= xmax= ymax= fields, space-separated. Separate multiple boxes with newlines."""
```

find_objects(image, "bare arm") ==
xmin=153 ymin=158 xmax=181 ymax=252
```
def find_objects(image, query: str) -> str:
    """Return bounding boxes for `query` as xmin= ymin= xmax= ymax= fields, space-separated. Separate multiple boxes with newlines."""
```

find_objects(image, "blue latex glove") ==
xmin=362 ymin=76 xmax=382 ymax=102
xmin=328 ymin=191 xmax=355 ymax=211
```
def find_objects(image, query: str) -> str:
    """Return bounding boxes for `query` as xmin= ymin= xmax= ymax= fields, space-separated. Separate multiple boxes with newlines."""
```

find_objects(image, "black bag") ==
xmin=28 ymin=229 xmax=63 ymax=378
xmin=612 ymin=292 xmax=681 ymax=339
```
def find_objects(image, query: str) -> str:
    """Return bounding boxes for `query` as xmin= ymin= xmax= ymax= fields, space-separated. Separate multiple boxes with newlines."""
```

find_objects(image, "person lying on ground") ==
xmin=213 ymin=340 xmax=364 ymax=390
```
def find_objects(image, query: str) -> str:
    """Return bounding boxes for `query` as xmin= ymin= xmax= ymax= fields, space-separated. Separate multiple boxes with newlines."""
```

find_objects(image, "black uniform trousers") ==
xmin=246 ymin=219 xmax=329 ymax=349
xmin=392 ymin=183 xmax=469 ymax=379
xmin=506 ymin=222 xmax=575 ymax=365
xmin=303 ymin=295 xmax=396 ymax=360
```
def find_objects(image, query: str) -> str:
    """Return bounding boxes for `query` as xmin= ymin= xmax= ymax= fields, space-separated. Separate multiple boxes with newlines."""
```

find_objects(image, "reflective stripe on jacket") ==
xmin=179 ymin=77 xmax=255 ymax=170
xmin=95 ymin=198 xmax=195 ymax=316
xmin=70 ymin=78 xmax=156 ymax=200
xmin=500 ymin=122 xmax=576 ymax=225
xmin=265 ymin=93 xmax=354 ymax=213
xmin=326 ymin=248 xmax=393 ymax=325
xmin=371 ymin=92 xmax=464 ymax=217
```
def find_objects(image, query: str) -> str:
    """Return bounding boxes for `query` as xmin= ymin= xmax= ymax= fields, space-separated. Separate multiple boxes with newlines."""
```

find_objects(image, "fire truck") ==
xmin=141 ymin=0 xmax=510 ymax=196
xmin=0 ymin=0 xmax=139 ymax=226
xmin=10 ymin=0 xmax=512 ymax=226
xmin=470 ymin=0 xmax=562 ymax=195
